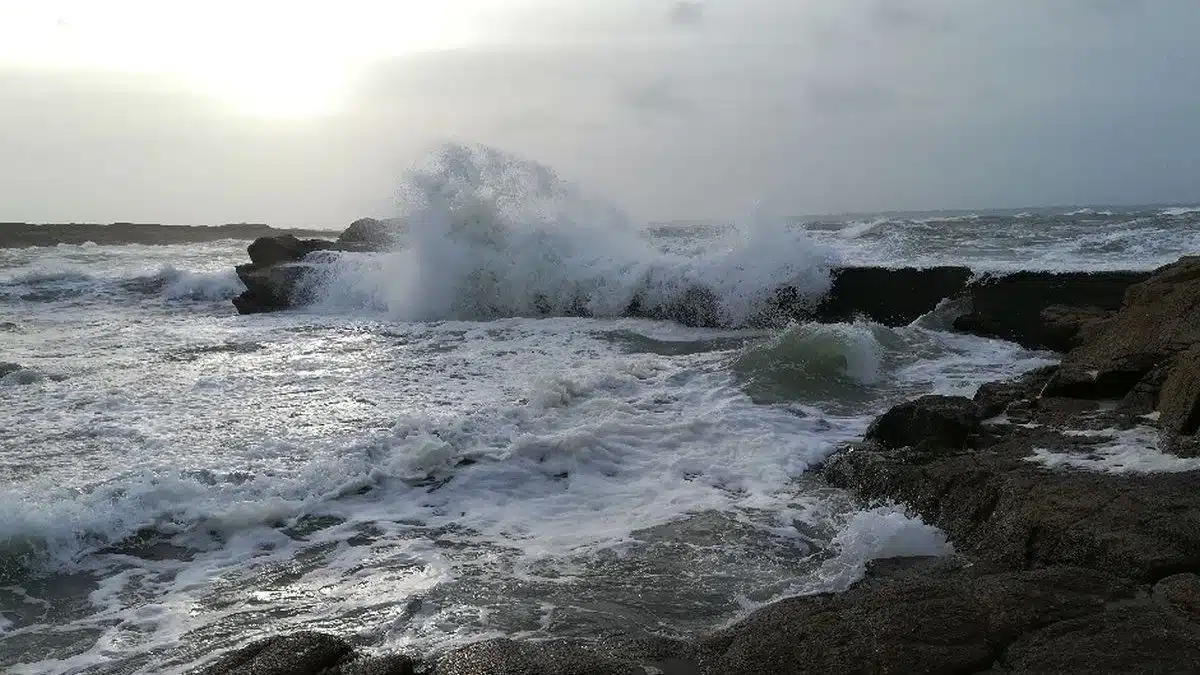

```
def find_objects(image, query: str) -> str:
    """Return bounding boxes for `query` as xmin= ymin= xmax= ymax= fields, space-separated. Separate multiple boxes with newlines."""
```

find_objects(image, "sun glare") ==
xmin=0 ymin=0 xmax=479 ymax=119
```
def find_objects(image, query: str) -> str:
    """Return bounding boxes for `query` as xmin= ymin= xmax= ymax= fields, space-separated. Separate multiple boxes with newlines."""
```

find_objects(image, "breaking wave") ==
xmin=296 ymin=143 xmax=834 ymax=327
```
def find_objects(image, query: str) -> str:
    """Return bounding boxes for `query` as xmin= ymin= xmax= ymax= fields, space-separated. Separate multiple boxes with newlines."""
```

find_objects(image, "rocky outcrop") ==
xmin=231 ymin=222 xmax=395 ymax=314
xmin=807 ymin=265 xmax=973 ymax=326
xmin=697 ymin=557 xmax=1200 ymax=675
xmin=198 ymin=632 xmax=414 ymax=675
xmin=952 ymin=270 xmax=1151 ymax=351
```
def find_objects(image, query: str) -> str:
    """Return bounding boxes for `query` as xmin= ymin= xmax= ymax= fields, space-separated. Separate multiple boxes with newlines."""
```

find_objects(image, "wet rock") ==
xmin=974 ymin=365 xmax=1057 ymax=418
xmin=246 ymin=234 xmax=336 ymax=268
xmin=232 ymin=263 xmax=314 ymax=314
xmin=1049 ymin=257 xmax=1200 ymax=400
xmin=1038 ymin=305 xmax=1112 ymax=352
xmin=809 ymin=266 xmax=972 ymax=326
xmin=1154 ymin=573 xmax=1200 ymax=621
xmin=1158 ymin=345 xmax=1200 ymax=436
xmin=432 ymin=638 xmax=648 ymax=675
xmin=337 ymin=218 xmax=395 ymax=251
xmin=698 ymin=556 xmax=1199 ymax=675
xmin=824 ymin=418 xmax=1200 ymax=581
xmin=198 ymin=632 xmax=354 ymax=675
xmin=1000 ymin=604 xmax=1200 ymax=674
xmin=952 ymin=270 xmax=1148 ymax=351
xmin=864 ymin=395 xmax=981 ymax=452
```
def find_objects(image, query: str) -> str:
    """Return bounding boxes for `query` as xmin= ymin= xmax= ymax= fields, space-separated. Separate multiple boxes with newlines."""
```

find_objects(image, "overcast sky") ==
xmin=1 ymin=0 xmax=1198 ymax=226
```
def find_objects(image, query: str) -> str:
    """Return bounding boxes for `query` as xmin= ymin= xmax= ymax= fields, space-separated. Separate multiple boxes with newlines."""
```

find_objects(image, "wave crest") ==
xmin=299 ymin=143 xmax=833 ymax=326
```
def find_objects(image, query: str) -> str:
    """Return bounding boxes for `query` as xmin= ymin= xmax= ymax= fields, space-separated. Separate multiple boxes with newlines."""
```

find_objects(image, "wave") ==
xmin=0 ymin=265 xmax=243 ymax=304
xmin=1162 ymin=206 xmax=1200 ymax=217
xmin=292 ymin=143 xmax=833 ymax=327
xmin=731 ymin=320 xmax=889 ymax=405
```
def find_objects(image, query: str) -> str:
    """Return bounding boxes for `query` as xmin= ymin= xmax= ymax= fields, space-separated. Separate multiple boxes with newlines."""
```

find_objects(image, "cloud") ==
xmin=805 ymin=81 xmax=899 ymax=115
xmin=668 ymin=2 xmax=704 ymax=27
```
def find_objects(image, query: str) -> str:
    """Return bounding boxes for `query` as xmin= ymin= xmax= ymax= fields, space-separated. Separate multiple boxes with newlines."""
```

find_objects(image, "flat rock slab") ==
xmin=698 ymin=557 xmax=1200 ymax=675
xmin=197 ymin=632 xmax=413 ymax=675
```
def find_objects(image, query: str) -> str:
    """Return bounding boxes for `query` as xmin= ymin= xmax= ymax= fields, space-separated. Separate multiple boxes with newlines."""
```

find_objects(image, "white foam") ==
xmin=302 ymin=143 xmax=832 ymax=327
xmin=156 ymin=265 xmax=244 ymax=301
xmin=1027 ymin=426 xmax=1200 ymax=474
xmin=1162 ymin=206 xmax=1200 ymax=216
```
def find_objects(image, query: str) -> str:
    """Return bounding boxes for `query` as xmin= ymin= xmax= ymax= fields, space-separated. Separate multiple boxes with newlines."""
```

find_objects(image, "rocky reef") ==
xmin=209 ymin=230 xmax=1200 ymax=673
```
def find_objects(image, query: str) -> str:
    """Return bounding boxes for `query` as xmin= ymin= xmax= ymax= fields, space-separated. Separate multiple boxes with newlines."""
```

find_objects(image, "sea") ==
xmin=3 ymin=145 xmax=1199 ymax=674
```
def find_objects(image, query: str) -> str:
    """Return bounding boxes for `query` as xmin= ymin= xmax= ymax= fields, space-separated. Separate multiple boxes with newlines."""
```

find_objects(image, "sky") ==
xmin=1 ymin=0 xmax=1198 ymax=226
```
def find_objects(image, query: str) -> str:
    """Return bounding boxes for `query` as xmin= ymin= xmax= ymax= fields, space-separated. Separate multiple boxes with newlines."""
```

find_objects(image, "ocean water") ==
xmin=2 ymin=145 xmax=1197 ymax=673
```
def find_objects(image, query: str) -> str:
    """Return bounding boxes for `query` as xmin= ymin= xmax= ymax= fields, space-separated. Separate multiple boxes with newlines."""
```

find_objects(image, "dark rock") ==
xmin=974 ymin=365 xmax=1057 ymax=418
xmin=1038 ymin=305 xmax=1112 ymax=352
xmin=1000 ymin=604 xmax=1200 ymax=674
xmin=247 ymin=234 xmax=335 ymax=268
xmin=337 ymin=218 xmax=395 ymax=251
xmin=1158 ymin=345 xmax=1200 ymax=436
xmin=864 ymin=395 xmax=981 ymax=452
xmin=824 ymin=421 xmax=1200 ymax=581
xmin=233 ymin=264 xmax=314 ymax=314
xmin=952 ymin=270 xmax=1149 ymax=351
xmin=432 ymin=638 xmax=647 ymax=675
xmin=0 ymin=362 xmax=21 ymax=378
xmin=198 ymin=631 xmax=354 ymax=675
xmin=1169 ymin=435 xmax=1200 ymax=458
xmin=1121 ymin=364 xmax=1170 ymax=415
xmin=809 ymin=266 xmax=972 ymax=326
xmin=335 ymin=654 xmax=417 ymax=675
xmin=1049 ymin=257 xmax=1200 ymax=399
xmin=1154 ymin=573 xmax=1200 ymax=621
xmin=698 ymin=556 xmax=1200 ymax=675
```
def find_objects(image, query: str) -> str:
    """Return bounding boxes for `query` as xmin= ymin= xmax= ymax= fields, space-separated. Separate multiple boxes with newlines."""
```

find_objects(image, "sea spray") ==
xmin=303 ymin=143 xmax=834 ymax=325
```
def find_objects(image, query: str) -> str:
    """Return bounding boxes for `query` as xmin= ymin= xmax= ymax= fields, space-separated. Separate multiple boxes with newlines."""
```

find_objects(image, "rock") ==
xmin=247 ymin=234 xmax=335 ymax=267
xmin=863 ymin=395 xmax=981 ymax=451
xmin=808 ymin=266 xmax=972 ymax=326
xmin=974 ymin=365 xmax=1057 ymax=418
xmin=1038 ymin=305 xmax=1112 ymax=352
xmin=432 ymin=639 xmax=646 ymax=675
xmin=824 ymin=418 xmax=1200 ymax=581
xmin=232 ymin=264 xmax=315 ymax=314
xmin=698 ymin=556 xmax=1200 ymax=675
xmin=0 ymin=362 xmax=21 ymax=378
xmin=1000 ymin=604 xmax=1200 ymax=674
xmin=337 ymin=218 xmax=394 ymax=251
xmin=1158 ymin=345 xmax=1200 ymax=436
xmin=952 ymin=270 xmax=1148 ymax=351
xmin=1048 ymin=257 xmax=1200 ymax=399
xmin=1155 ymin=573 xmax=1200 ymax=621
xmin=197 ymin=632 xmax=415 ymax=675
xmin=198 ymin=632 xmax=354 ymax=675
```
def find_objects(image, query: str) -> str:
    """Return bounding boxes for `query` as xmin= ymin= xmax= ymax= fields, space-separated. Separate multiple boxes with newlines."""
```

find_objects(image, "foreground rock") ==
xmin=699 ymin=557 xmax=1200 ymax=674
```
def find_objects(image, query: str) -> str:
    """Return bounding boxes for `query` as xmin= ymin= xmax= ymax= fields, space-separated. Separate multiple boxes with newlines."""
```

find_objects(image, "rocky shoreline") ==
xmin=204 ymin=229 xmax=1200 ymax=673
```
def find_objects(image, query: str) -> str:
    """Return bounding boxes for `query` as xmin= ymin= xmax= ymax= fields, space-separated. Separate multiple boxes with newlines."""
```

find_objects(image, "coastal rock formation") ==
xmin=951 ymin=270 xmax=1151 ymax=351
xmin=231 ymin=223 xmax=395 ymax=314
xmin=807 ymin=265 xmax=972 ymax=326
xmin=697 ymin=557 xmax=1200 ymax=674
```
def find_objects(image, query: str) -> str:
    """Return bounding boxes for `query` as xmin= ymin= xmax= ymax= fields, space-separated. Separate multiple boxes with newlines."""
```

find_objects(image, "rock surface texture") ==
xmin=201 ymin=256 xmax=1200 ymax=673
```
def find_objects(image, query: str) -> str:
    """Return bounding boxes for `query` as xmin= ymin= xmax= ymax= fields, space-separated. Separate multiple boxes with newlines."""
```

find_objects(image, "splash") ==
xmin=303 ymin=143 xmax=833 ymax=326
